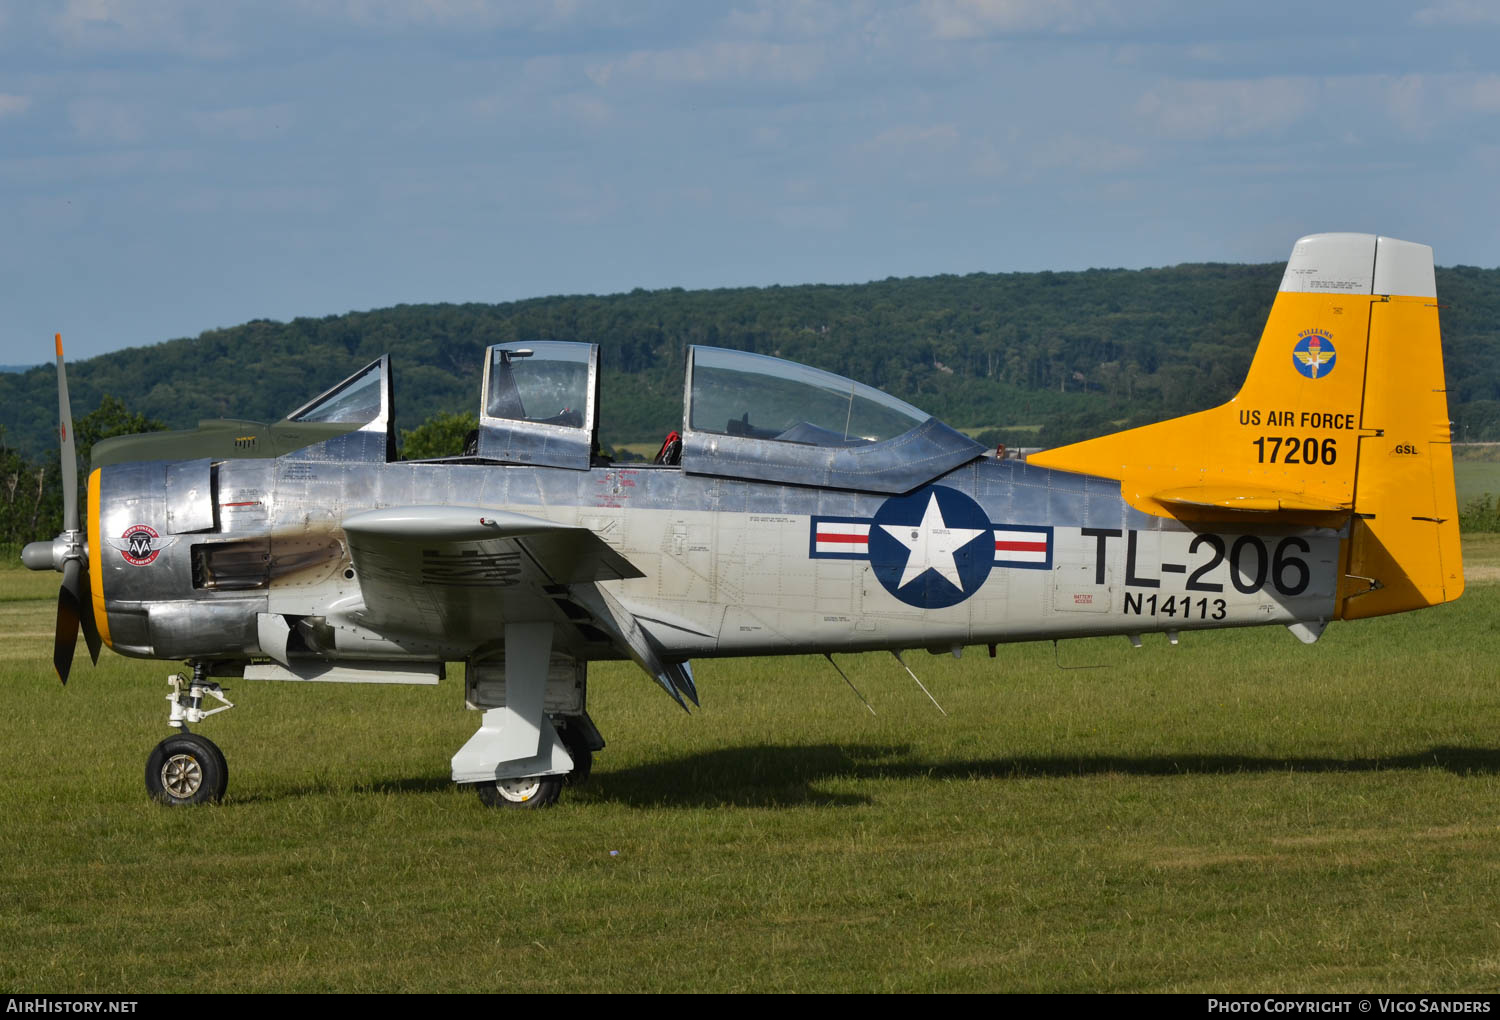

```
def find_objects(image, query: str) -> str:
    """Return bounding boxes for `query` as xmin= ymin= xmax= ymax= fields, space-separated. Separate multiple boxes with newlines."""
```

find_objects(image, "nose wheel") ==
xmin=145 ymin=670 xmax=235 ymax=806
xmin=145 ymin=732 xmax=228 ymax=806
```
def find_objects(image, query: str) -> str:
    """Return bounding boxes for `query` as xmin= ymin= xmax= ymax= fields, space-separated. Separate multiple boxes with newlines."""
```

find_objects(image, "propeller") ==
xmin=21 ymin=334 xmax=101 ymax=683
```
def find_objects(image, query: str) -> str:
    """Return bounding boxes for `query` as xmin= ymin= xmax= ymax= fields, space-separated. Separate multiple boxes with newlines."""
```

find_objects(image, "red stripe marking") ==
xmin=221 ymin=501 xmax=262 ymax=507
xmin=995 ymin=540 xmax=1047 ymax=552
xmin=817 ymin=533 xmax=868 ymax=544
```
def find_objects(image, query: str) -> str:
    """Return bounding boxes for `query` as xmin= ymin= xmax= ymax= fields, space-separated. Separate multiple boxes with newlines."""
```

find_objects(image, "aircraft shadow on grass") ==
xmin=283 ymin=743 xmax=1500 ymax=809
xmin=580 ymin=744 xmax=1500 ymax=809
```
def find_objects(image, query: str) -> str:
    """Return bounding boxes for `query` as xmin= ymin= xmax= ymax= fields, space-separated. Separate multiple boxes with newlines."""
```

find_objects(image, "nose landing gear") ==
xmin=146 ymin=667 xmax=235 ymax=806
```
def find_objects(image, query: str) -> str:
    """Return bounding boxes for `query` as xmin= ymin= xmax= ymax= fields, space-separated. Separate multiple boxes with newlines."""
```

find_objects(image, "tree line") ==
xmin=5 ymin=259 xmax=1499 ymax=546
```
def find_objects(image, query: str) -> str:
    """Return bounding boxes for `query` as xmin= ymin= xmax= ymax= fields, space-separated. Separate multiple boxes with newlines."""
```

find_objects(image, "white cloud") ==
xmin=587 ymin=41 xmax=823 ymax=88
xmin=545 ymin=170 xmax=619 ymax=226
xmin=1374 ymin=72 xmax=1500 ymax=136
xmin=190 ymin=104 xmax=294 ymax=142
xmin=49 ymin=0 xmax=237 ymax=58
xmin=1385 ymin=74 xmax=1428 ymax=136
xmin=863 ymin=123 xmax=959 ymax=152
xmin=920 ymin=0 xmax=1139 ymax=40
xmin=772 ymin=202 xmax=849 ymax=231
xmin=0 ymin=94 xmax=30 ymax=118
xmin=725 ymin=1 xmax=869 ymax=39
xmin=1459 ymin=74 xmax=1500 ymax=112
xmin=1135 ymin=77 xmax=1312 ymax=139
xmin=968 ymin=146 xmax=1007 ymax=178
xmin=293 ymin=0 xmax=594 ymax=30
xmin=1029 ymin=133 xmax=1144 ymax=172
xmin=1413 ymin=1 xmax=1500 ymax=26
xmin=68 ymin=97 xmax=148 ymax=144
xmin=550 ymin=92 xmax=610 ymax=126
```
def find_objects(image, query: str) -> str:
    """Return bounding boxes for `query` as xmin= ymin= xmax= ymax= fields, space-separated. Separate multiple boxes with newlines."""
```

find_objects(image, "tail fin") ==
xmin=1028 ymin=233 xmax=1463 ymax=619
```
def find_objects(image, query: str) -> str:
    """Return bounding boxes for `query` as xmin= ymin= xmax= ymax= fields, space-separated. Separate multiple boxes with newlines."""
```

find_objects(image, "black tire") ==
xmin=560 ymin=728 xmax=593 ymax=786
xmin=145 ymin=733 xmax=228 ymax=806
xmin=474 ymin=775 xmax=562 ymax=809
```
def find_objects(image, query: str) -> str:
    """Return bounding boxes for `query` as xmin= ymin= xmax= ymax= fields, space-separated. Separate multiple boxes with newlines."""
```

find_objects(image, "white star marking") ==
xmin=879 ymin=493 xmax=986 ymax=591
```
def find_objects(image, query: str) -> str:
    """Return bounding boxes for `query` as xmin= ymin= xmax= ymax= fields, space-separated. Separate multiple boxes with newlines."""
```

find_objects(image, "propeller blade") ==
xmin=77 ymin=562 xmax=101 ymax=665
xmin=54 ymin=560 xmax=82 ymax=684
xmin=55 ymin=334 xmax=78 ymax=535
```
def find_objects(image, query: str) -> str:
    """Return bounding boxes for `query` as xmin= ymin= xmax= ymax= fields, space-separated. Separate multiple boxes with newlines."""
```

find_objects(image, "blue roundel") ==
xmin=1292 ymin=333 xmax=1336 ymax=379
xmin=868 ymin=485 xmax=994 ymax=609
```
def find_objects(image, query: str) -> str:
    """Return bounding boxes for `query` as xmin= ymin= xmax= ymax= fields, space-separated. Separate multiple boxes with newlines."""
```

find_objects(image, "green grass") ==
xmin=3 ymin=550 xmax=1500 ymax=992
xmin=1456 ymin=461 xmax=1500 ymax=508
xmin=1454 ymin=445 xmax=1500 ymax=509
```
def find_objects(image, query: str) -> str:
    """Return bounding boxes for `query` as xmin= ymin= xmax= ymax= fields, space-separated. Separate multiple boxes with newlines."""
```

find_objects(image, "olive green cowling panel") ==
xmin=90 ymin=418 xmax=364 ymax=468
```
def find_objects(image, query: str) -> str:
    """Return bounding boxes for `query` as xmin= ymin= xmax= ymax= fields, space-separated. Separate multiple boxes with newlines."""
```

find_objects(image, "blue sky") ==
xmin=2 ymin=0 xmax=1498 ymax=364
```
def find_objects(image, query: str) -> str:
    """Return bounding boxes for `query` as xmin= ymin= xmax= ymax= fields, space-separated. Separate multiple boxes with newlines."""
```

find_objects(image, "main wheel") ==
xmin=560 ymin=727 xmax=593 ymax=786
xmin=145 ymin=733 xmax=228 ymax=806
xmin=474 ymin=775 xmax=562 ymax=809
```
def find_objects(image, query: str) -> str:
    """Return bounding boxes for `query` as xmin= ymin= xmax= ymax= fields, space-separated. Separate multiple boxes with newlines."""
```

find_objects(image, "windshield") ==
xmin=688 ymin=347 xmax=929 ymax=446
xmin=288 ymin=361 xmax=384 ymax=425
xmin=486 ymin=342 xmax=591 ymax=429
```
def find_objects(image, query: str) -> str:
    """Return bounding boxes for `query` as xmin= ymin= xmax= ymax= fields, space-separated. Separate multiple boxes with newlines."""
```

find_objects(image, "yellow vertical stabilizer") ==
xmin=1027 ymin=233 xmax=1462 ymax=619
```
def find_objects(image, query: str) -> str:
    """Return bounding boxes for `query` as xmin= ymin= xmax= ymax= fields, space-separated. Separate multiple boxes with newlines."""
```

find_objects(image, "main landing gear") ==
xmin=145 ymin=667 xmax=234 ymax=806
xmin=469 ymin=721 xmax=596 ymax=809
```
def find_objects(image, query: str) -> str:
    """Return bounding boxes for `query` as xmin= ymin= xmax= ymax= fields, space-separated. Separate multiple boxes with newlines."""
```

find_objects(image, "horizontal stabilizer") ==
xmin=1152 ymin=485 xmax=1350 ymax=514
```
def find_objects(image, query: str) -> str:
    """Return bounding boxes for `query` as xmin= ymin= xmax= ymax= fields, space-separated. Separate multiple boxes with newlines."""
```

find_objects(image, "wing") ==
xmin=342 ymin=505 xmax=642 ymax=644
xmin=340 ymin=505 xmax=698 ymax=709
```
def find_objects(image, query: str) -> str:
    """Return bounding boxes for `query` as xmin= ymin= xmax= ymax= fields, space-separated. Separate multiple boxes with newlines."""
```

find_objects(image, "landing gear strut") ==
xmin=146 ymin=665 xmax=234 ymax=806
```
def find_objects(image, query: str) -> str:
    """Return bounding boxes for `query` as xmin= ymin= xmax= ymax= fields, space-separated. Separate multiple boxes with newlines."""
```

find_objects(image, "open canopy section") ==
xmin=688 ymin=347 xmax=930 ymax=447
xmin=478 ymin=341 xmax=599 ymax=470
xmin=680 ymin=347 xmax=986 ymax=493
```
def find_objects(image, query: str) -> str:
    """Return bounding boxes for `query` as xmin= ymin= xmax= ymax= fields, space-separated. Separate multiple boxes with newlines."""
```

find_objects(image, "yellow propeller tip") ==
xmin=54 ymin=333 xmax=63 ymax=358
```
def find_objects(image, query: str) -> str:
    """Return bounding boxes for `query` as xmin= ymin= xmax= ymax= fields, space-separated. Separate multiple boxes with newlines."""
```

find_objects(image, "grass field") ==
xmin=1455 ymin=453 xmax=1500 ymax=507
xmin=2 ymin=542 xmax=1499 ymax=992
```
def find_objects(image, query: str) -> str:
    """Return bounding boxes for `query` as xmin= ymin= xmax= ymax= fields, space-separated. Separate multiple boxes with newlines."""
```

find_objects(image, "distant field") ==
xmin=1454 ymin=447 xmax=1500 ymax=506
xmin=1 ymin=545 xmax=1497 ymax=993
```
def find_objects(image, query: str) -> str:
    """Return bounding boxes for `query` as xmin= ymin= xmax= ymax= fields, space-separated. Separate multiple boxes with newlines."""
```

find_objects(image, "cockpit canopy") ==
xmin=687 ymin=347 xmax=929 ymax=447
xmin=678 ymin=347 xmax=984 ymax=492
xmin=94 ymin=342 xmax=982 ymax=492
xmin=272 ymin=342 xmax=983 ymax=491
xmin=485 ymin=343 xmax=592 ymax=429
xmin=478 ymin=341 xmax=599 ymax=470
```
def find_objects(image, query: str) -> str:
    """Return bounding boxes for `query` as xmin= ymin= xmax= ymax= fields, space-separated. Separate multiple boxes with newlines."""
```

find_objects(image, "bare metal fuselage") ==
xmin=94 ymin=452 xmax=1340 ymax=667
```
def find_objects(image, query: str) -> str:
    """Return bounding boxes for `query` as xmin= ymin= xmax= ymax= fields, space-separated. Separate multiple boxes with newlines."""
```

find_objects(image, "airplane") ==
xmin=21 ymin=232 xmax=1464 ymax=808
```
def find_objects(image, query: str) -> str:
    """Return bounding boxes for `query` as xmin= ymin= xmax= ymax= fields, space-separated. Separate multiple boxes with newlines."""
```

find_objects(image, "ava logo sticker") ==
xmin=1293 ymin=330 xmax=1336 ymax=379
xmin=109 ymin=524 xmax=177 ymax=566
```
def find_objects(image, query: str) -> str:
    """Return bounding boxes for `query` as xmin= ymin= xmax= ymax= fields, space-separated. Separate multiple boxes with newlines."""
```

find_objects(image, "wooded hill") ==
xmin=3 ymin=260 xmax=1499 ymax=463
